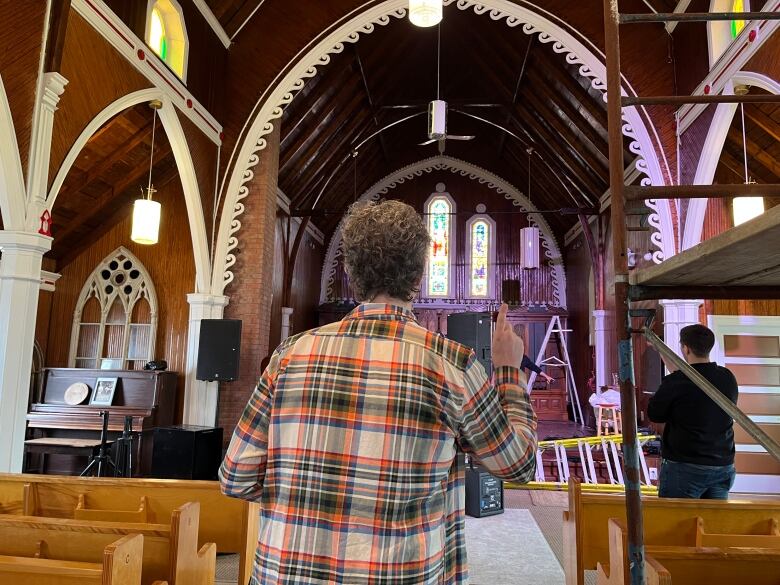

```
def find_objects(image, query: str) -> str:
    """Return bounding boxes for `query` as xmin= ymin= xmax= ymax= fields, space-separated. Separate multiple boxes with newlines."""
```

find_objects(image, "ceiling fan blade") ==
xmin=446 ymin=135 xmax=475 ymax=141
xmin=419 ymin=138 xmax=438 ymax=146
xmin=382 ymin=104 xmax=426 ymax=109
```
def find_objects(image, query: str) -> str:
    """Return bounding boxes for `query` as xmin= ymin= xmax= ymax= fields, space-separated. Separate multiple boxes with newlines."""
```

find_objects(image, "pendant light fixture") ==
xmin=520 ymin=147 xmax=540 ymax=269
xmin=131 ymin=100 xmax=163 ymax=245
xmin=732 ymin=100 xmax=764 ymax=226
xmin=409 ymin=0 xmax=442 ymax=27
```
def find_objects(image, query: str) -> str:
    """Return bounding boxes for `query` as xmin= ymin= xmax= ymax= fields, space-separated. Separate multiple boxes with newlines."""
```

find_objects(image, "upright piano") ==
xmin=26 ymin=368 xmax=178 ymax=476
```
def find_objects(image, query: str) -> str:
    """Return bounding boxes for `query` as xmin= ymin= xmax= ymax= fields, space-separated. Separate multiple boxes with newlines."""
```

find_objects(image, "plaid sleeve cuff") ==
xmin=494 ymin=365 xmax=526 ymax=390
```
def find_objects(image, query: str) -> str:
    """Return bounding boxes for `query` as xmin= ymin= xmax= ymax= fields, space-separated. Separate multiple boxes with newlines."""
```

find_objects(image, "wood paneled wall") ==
xmin=268 ymin=211 xmax=324 ymax=351
xmin=324 ymin=172 xmax=559 ymax=307
xmin=39 ymin=176 xmax=196 ymax=421
xmin=103 ymin=0 xmax=226 ymax=115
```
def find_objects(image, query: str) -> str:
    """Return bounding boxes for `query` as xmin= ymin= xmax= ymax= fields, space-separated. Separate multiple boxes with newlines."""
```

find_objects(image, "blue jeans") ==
xmin=658 ymin=459 xmax=736 ymax=499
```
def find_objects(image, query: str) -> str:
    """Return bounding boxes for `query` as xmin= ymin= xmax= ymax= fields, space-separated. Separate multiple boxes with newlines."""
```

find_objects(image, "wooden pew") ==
xmin=0 ymin=473 xmax=259 ymax=585
xmin=563 ymin=478 xmax=780 ymax=585
xmin=0 ymin=480 xmax=25 ymax=514
xmin=597 ymin=518 xmax=780 ymax=585
xmin=0 ymin=533 xmax=148 ymax=585
xmin=0 ymin=501 xmax=215 ymax=585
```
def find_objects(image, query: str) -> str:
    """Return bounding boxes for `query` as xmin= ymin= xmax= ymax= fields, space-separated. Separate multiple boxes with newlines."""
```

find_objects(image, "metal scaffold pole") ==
xmin=602 ymin=1 xmax=645 ymax=584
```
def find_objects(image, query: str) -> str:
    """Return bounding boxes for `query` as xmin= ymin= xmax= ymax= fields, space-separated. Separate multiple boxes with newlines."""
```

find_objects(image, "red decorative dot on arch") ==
xmin=137 ymin=49 xmax=145 ymax=60
xmin=219 ymin=132 xmax=225 ymax=141
xmin=748 ymin=29 xmax=757 ymax=42
xmin=186 ymin=99 xmax=193 ymax=108
xmin=704 ymin=85 xmax=711 ymax=95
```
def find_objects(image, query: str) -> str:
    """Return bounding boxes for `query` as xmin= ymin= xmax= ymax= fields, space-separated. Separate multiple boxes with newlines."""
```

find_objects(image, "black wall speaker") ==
xmin=196 ymin=319 xmax=242 ymax=381
xmin=151 ymin=425 xmax=223 ymax=480
xmin=502 ymin=279 xmax=521 ymax=305
xmin=447 ymin=312 xmax=493 ymax=376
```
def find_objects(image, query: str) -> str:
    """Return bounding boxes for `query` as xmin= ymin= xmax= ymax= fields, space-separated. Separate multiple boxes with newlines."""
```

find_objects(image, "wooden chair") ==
xmin=563 ymin=478 xmax=780 ymax=585
xmin=0 ymin=533 xmax=153 ymax=585
xmin=597 ymin=518 xmax=780 ymax=585
xmin=0 ymin=501 xmax=215 ymax=585
xmin=0 ymin=473 xmax=258 ymax=585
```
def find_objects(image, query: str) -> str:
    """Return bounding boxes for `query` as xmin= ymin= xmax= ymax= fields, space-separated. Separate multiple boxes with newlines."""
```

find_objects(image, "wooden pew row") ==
xmin=598 ymin=518 xmax=780 ymax=585
xmin=563 ymin=478 xmax=780 ymax=585
xmin=0 ymin=473 xmax=259 ymax=585
xmin=0 ymin=533 xmax=162 ymax=585
xmin=0 ymin=502 xmax=215 ymax=585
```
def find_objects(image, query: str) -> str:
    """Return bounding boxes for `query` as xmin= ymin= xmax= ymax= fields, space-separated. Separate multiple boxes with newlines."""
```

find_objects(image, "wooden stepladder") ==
xmin=529 ymin=315 xmax=584 ymax=424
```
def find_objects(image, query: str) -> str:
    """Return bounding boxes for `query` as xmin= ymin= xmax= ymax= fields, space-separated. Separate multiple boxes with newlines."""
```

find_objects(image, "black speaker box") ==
xmin=465 ymin=462 xmax=504 ymax=518
xmin=502 ymin=279 xmax=521 ymax=305
xmin=151 ymin=425 xmax=223 ymax=480
xmin=447 ymin=312 xmax=493 ymax=375
xmin=196 ymin=319 xmax=242 ymax=381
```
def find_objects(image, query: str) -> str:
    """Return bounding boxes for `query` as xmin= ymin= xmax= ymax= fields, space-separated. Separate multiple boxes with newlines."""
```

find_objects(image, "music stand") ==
xmin=80 ymin=410 xmax=117 ymax=477
xmin=113 ymin=415 xmax=134 ymax=477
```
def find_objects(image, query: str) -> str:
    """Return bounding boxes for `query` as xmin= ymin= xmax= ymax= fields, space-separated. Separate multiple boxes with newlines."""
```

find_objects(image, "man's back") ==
xmin=648 ymin=362 xmax=738 ymax=466
xmin=220 ymin=304 xmax=537 ymax=584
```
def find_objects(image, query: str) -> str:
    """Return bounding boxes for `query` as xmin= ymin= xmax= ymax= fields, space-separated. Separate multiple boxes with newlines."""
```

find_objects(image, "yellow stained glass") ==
xmin=731 ymin=0 xmax=746 ymax=39
xmin=149 ymin=8 xmax=168 ymax=61
xmin=471 ymin=221 xmax=489 ymax=297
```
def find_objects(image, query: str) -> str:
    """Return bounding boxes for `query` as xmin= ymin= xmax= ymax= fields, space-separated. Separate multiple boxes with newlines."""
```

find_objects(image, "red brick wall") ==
xmin=218 ymin=125 xmax=280 ymax=435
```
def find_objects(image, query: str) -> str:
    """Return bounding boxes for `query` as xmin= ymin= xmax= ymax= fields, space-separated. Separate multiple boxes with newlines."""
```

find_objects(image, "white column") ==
xmin=183 ymin=293 xmax=229 ymax=427
xmin=592 ymin=309 xmax=608 ymax=390
xmin=0 ymin=231 xmax=52 ymax=472
xmin=280 ymin=307 xmax=294 ymax=341
xmin=660 ymin=299 xmax=704 ymax=360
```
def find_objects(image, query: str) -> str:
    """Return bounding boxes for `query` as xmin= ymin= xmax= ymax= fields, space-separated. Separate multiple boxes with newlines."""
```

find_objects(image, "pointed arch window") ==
xmin=730 ymin=0 xmax=746 ymax=39
xmin=467 ymin=214 xmax=496 ymax=298
xmin=425 ymin=186 xmax=455 ymax=297
xmin=146 ymin=0 xmax=188 ymax=80
xmin=69 ymin=248 xmax=158 ymax=370
xmin=708 ymin=0 xmax=750 ymax=66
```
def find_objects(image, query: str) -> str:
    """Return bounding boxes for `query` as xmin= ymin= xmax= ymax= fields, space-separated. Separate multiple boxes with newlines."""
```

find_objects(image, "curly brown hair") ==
xmin=342 ymin=200 xmax=430 ymax=302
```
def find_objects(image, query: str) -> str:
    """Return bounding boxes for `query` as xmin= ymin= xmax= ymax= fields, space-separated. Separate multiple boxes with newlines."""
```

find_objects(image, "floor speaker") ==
xmin=151 ymin=425 xmax=223 ymax=480
xmin=197 ymin=319 xmax=242 ymax=381
xmin=465 ymin=460 xmax=504 ymax=518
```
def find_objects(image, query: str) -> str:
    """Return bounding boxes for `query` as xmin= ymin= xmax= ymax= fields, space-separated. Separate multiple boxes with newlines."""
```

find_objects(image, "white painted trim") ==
xmin=47 ymin=89 xmax=211 ymax=293
xmin=423 ymin=188 xmax=457 ymax=299
xmin=749 ymin=415 xmax=780 ymax=424
xmin=665 ymin=0 xmax=693 ymax=34
xmin=229 ymin=0 xmax=268 ymax=41
xmin=191 ymin=0 xmax=231 ymax=48
xmin=40 ymin=270 xmax=62 ymax=292
xmin=465 ymin=213 xmax=497 ymax=300
xmin=0 ymin=76 xmax=27 ymax=229
xmin=739 ymin=386 xmax=780 ymax=394
xmin=682 ymin=71 xmax=780 ymax=250
xmin=678 ymin=0 xmax=780 ymax=133
xmin=318 ymin=156 xmax=568 ymax=308
xmin=71 ymin=0 xmax=222 ymax=143
xmin=214 ymin=0 xmax=675 ymax=296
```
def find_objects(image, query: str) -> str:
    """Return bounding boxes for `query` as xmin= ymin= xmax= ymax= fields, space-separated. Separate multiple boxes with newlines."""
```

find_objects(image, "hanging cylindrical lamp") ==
xmin=732 ymin=101 xmax=764 ymax=227
xmin=521 ymin=147 xmax=540 ymax=269
xmin=520 ymin=226 xmax=541 ymax=269
xmin=131 ymin=100 xmax=163 ymax=245
xmin=409 ymin=0 xmax=442 ymax=27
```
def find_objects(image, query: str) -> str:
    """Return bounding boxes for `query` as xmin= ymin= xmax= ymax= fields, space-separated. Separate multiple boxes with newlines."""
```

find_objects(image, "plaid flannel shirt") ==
xmin=219 ymin=303 xmax=537 ymax=584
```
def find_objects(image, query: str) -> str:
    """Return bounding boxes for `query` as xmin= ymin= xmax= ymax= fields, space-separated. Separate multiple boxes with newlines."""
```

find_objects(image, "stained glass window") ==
xmin=470 ymin=220 xmax=489 ymax=297
xmin=731 ymin=0 xmax=746 ymax=39
xmin=146 ymin=0 xmax=188 ymax=80
xmin=428 ymin=197 xmax=451 ymax=296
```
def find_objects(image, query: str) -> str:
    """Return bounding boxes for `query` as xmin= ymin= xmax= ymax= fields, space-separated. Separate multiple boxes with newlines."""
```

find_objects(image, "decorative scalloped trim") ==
xmin=215 ymin=0 xmax=673 ymax=294
xmin=319 ymin=156 xmax=568 ymax=309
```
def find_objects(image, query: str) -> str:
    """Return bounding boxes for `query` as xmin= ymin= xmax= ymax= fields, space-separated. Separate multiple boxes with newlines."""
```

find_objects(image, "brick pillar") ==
xmin=219 ymin=125 xmax=280 ymax=435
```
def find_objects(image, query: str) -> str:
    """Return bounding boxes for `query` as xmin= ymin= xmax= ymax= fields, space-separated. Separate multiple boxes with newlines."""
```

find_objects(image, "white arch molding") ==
xmin=319 ymin=156 xmax=569 ymax=309
xmin=47 ymin=88 xmax=211 ymax=293
xmin=213 ymin=0 xmax=676 ymax=296
xmin=0 ymin=75 xmax=27 ymax=229
xmin=682 ymin=71 xmax=780 ymax=250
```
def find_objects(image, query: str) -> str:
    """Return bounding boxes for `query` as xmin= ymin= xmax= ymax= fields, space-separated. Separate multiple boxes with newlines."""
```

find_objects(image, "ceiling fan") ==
xmin=419 ymin=99 xmax=475 ymax=153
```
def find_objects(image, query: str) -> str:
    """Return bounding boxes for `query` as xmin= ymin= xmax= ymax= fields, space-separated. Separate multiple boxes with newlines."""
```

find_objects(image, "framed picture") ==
xmin=90 ymin=377 xmax=119 ymax=406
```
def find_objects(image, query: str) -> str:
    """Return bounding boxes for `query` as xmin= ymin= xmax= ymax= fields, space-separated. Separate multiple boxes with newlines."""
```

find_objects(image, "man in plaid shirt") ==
xmin=220 ymin=200 xmax=538 ymax=584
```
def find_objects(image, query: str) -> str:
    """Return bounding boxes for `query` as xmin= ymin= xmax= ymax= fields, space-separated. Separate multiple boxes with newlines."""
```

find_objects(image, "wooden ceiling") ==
xmin=49 ymin=103 xmax=178 ymax=267
xmin=714 ymin=88 xmax=780 ymax=217
xmin=271 ymin=7 xmax=637 ymax=238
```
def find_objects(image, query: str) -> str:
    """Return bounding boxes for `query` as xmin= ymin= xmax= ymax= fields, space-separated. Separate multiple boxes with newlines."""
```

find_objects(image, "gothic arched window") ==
xmin=467 ymin=214 xmax=496 ymax=298
xmin=146 ymin=0 xmax=189 ymax=80
xmin=425 ymin=185 xmax=455 ymax=297
xmin=69 ymin=248 xmax=158 ymax=370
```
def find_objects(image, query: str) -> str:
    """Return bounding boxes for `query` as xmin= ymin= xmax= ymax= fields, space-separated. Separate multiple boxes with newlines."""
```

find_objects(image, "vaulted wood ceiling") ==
xmin=273 ymin=7 xmax=636 ymax=238
xmin=48 ymin=103 xmax=178 ymax=267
